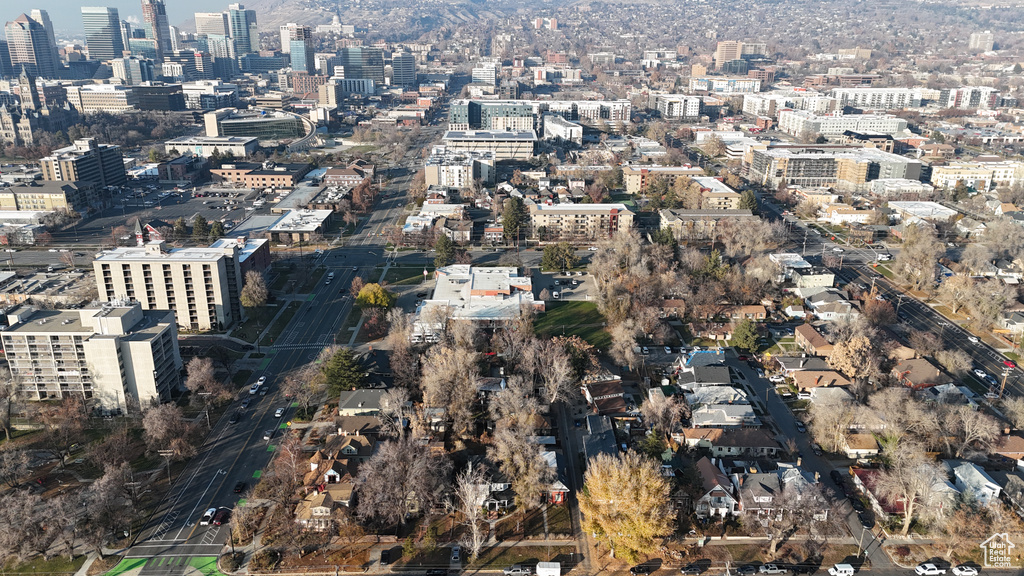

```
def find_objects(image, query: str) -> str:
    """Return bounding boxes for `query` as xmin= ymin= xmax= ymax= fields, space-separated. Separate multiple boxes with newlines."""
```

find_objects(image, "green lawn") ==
xmin=381 ymin=266 xmax=434 ymax=285
xmin=468 ymin=545 xmax=575 ymax=570
xmin=5 ymin=555 xmax=88 ymax=576
xmin=535 ymin=301 xmax=611 ymax=348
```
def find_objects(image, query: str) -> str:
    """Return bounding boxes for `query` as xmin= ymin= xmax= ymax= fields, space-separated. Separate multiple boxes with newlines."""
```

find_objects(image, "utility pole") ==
xmin=1001 ymin=366 xmax=1012 ymax=399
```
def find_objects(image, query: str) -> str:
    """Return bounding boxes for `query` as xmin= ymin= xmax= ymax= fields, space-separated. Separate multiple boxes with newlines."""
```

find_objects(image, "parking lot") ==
xmin=534 ymin=270 xmax=595 ymax=301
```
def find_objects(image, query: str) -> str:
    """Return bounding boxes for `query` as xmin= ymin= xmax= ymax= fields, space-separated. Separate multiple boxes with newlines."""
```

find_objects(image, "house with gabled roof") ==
xmin=954 ymin=462 xmax=1001 ymax=507
xmin=694 ymin=456 xmax=739 ymax=519
xmin=675 ymin=428 xmax=781 ymax=458
xmin=691 ymin=404 xmax=761 ymax=428
xmin=794 ymin=324 xmax=833 ymax=356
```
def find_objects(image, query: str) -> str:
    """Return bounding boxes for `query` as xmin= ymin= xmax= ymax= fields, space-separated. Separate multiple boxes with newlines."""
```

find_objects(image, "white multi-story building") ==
xmin=655 ymin=94 xmax=702 ymax=119
xmin=689 ymin=76 xmax=761 ymax=94
xmin=777 ymin=110 xmax=908 ymax=138
xmin=1 ymin=301 xmax=182 ymax=411
xmin=94 ymin=238 xmax=269 ymax=331
xmin=937 ymin=87 xmax=999 ymax=110
xmin=541 ymin=114 xmax=583 ymax=145
xmin=742 ymin=91 xmax=837 ymax=118
xmin=471 ymin=62 xmax=498 ymax=86
xmin=830 ymin=87 xmax=921 ymax=110
xmin=163 ymin=136 xmax=258 ymax=158
xmin=870 ymin=179 xmax=935 ymax=198
xmin=424 ymin=145 xmax=495 ymax=187
xmin=64 ymin=84 xmax=138 ymax=113
xmin=930 ymin=161 xmax=1024 ymax=191
xmin=181 ymin=80 xmax=239 ymax=110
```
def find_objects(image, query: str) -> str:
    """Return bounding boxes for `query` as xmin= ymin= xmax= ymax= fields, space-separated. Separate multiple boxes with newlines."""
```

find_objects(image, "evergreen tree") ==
xmin=323 ymin=348 xmax=365 ymax=394
xmin=192 ymin=215 xmax=209 ymax=242
xmin=731 ymin=319 xmax=759 ymax=352
xmin=434 ymin=234 xmax=455 ymax=268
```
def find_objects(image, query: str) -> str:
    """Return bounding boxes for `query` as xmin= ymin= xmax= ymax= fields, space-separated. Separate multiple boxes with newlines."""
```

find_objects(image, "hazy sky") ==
xmin=3 ymin=0 xmax=208 ymax=37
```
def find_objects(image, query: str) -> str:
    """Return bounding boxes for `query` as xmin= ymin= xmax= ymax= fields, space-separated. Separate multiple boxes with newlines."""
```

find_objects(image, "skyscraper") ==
xmin=289 ymin=38 xmax=311 ymax=73
xmin=120 ymin=21 xmax=134 ymax=55
xmin=279 ymin=23 xmax=309 ymax=54
xmin=5 ymin=14 xmax=59 ymax=78
xmin=82 ymin=7 xmax=125 ymax=61
xmin=0 ymin=41 xmax=13 ymax=77
xmin=141 ymin=0 xmax=171 ymax=61
xmin=339 ymin=46 xmax=384 ymax=85
xmin=392 ymin=52 xmax=415 ymax=87
xmin=168 ymin=26 xmax=181 ymax=51
xmin=227 ymin=4 xmax=257 ymax=55
xmin=195 ymin=12 xmax=229 ymax=37
xmin=29 ymin=10 xmax=59 ymax=69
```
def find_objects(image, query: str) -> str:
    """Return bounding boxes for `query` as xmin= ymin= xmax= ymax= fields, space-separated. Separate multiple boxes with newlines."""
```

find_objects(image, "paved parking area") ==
xmin=534 ymin=270 xmax=595 ymax=301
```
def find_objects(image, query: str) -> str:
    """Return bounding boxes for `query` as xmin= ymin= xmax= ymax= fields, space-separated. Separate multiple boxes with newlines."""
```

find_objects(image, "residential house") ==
xmin=467 ymin=455 xmax=515 ymax=511
xmin=738 ymin=473 xmax=782 ymax=516
xmin=992 ymin=431 xmax=1024 ymax=461
xmin=295 ymin=490 xmax=348 ymax=530
xmin=774 ymin=356 xmax=831 ymax=376
xmin=794 ymin=324 xmax=834 ymax=356
xmin=685 ymin=386 xmax=749 ymax=407
xmin=793 ymin=370 xmax=851 ymax=391
xmin=691 ymin=404 xmax=761 ymax=428
xmin=582 ymin=415 xmax=618 ymax=462
xmin=843 ymin=433 xmax=880 ymax=459
xmin=321 ymin=434 xmax=376 ymax=463
xmin=688 ymin=322 xmax=733 ymax=342
xmin=694 ymin=457 xmax=739 ymax=519
xmin=892 ymin=358 xmax=946 ymax=390
xmin=676 ymin=428 xmax=781 ymax=458
xmin=784 ymin=305 xmax=806 ymax=318
xmin=338 ymin=389 xmax=384 ymax=416
xmin=805 ymin=291 xmax=857 ymax=321
xmin=541 ymin=450 xmax=571 ymax=504
xmin=658 ymin=298 xmax=686 ymax=318
xmin=792 ymin=268 xmax=835 ymax=289
xmin=954 ymin=462 xmax=1001 ymax=507
xmin=582 ymin=379 xmax=628 ymax=414
xmin=727 ymin=305 xmax=767 ymax=321
xmin=676 ymin=365 xmax=732 ymax=390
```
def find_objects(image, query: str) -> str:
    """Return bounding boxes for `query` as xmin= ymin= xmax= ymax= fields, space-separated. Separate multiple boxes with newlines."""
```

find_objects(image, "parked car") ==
xmin=379 ymin=549 xmax=391 ymax=566
xmin=738 ymin=566 xmax=758 ymax=576
xmin=450 ymin=546 xmax=460 ymax=562
xmin=760 ymin=565 xmax=788 ymax=575
xmin=916 ymin=564 xmax=946 ymax=576
xmin=504 ymin=565 xmax=532 ymax=576
xmin=951 ymin=566 xmax=978 ymax=576
xmin=795 ymin=421 xmax=807 ymax=433
xmin=680 ymin=565 xmax=703 ymax=575
xmin=630 ymin=566 xmax=653 ymax=576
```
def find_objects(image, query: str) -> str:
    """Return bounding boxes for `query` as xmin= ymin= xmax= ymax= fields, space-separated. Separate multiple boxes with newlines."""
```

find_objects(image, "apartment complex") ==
xmin=448 ymin=99 xmax=631 ymax=131
xmin=776 ymin=110 xmax=908 ymax=138
xmin=94 ymin=238 xmax=270 ymax=331
xmin=930 ymin=161 xmax=1024 ymax=191
xmin=1 ymin=301 xmax=182 ymax=411
xmin=528 ymin=202 xmax=634 ymax=240
xmin=654 ymin=94 xmax=703 ymax=119
xmin=689 ymin=77 xmax=761 ymax=94
xmin=424 ymin=146 xmax=495 ymax=187
xmin=692 ymin=177 xmax=743 ymax=210
xmin=830 ymin=87 xmax=921 ymax=110
xmin=39 ymin=138 xmax=127 ymax=188
xmin=742 ymin=92 xmax=837 ymax=118
xmin=622 ymin=164 xmax=706 ymax=194
xmin=660 ymin=209 xmax=758 ymax=241
xmin=0 ymin=181 xmax=98 ymax=212
xmin=746 ymin=144 xmax=924 ymax=191
xmin=937 ymin=87 xmax=999 ymax=110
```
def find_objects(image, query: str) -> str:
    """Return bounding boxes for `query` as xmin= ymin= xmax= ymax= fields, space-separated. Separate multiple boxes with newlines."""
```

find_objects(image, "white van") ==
xmin=828 ymin=564 xmax=855 ymax=576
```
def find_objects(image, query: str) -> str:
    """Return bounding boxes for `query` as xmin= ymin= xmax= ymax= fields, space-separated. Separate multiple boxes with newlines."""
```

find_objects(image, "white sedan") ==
xmin=973 ymin=369 xmax=988 ymax=379
xmin=968 ymin=336 xmax=980 ymax=344
xmin=952 ymin=566 xmax=978 ymax=576
xmin=587 ymin=246 xmax=598 ymax=251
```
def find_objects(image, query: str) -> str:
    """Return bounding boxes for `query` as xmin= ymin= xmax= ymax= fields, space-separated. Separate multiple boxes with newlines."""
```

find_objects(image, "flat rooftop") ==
xmin=95 ymin=244 xmax=228 ymax=262
xmin=444 ymin=130 xmax=538 ymax=141
xmin=268 ymin=209 xmax=333 ymax=232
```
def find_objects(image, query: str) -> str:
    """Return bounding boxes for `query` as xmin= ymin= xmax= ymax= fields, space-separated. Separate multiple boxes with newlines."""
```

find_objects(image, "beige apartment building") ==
xmin=94 ymin=238 xmax=268 ymax=330
xmin=529 ymin=202 xmax=634 ymax=241
xmin=0 ymin=180 xmax=97 ymax=212
xmin=1 ymin=301 xmax=182 ymax=411
xmin=622 ymin=164 xmax=706 ymax=194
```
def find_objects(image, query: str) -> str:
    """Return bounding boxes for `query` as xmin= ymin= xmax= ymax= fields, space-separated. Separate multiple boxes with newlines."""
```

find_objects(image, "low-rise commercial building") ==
xmin=163 ymin=136 xmax=258 ymax=159
xmin=413 ymin=265 xmax=541 ymax=338
xmin=267 ymin=209 xmax=334 ymax=243
xmin=541 ymin=114 xmax=583 ymax=145
xmin=442 ymin=130 xmax=536 ymax=161
xmin=1 ymin=301 xmax=182 ymax=411
xmin=209 ymin=161 xmax=312 ymax=188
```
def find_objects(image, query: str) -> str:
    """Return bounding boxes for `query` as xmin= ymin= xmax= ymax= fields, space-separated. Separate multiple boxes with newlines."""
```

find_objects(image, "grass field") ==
xmin=468 ymin=545 xmax=575 ymax=570
xmin=534 ymin=301 xmax=611 ymax=348
xmin=4 ymin=555 xmax=88 ymax=575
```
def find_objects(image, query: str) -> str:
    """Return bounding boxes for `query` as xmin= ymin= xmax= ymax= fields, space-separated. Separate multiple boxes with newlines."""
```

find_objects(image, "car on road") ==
xmin=968 ymin=336 xmax=980 ymax=343
xmin=450 ymin=545 xmax=460 ymax=562
xmin=680 ymin=565 xmax=703 ymax=575
xmin=247 ymin=384 xmax=259 ymax=395
xmin=737 ymin=566 xmax=758 ymax=576
xmin=759 ymin=565 xmax=787 ymax=574
xmin=212 ymin=508 xmax=230 ymax=525
xmin=275 ymin=408 xmax=285 ymax=418
xmin=504 ymin=565 xmax=532 ymax=576
xmin=233 ymin=482 xmax=246 ymax=493
xmin=795 ymin=421 xmax=807 ymax=433
xmin=665 ymin=346 xmax=672 ymax=354
xmin=811 ymin=443 xmax=823 ymax=456
xmin=641 ymin=346 xmax=650 ymax=355
xmin=630 ymin=566 xmax=653 ymax=576
xmin=240 ymin=398 xmax=250 ymax=409
xmin=769 ymin=375 xmax=785 ymax=383
xmin=858 ymin=511 xmax=874 ymax=528
xmin=916 ymin=564 xmax=946 ymax=576
xmin=951 ymin=566 xmax=978 ymax=576
xmin=228 ymin=412 xmax=240 ymax=424
xmin=974 ymin=369 xmax=989 ymax=379
xmin=259 ymin=388 xmax=268 ymax=396
xmin=1003 ymin=360 xmax=1017 ymax=369
xmin=426 ymin=570 xmax=447 ymax=576
xmin=257 ymin=376 xmax=266 ymax=385
xmin=200 ymin=507 xmax=216 ymax=525
xmin=831 ymin=247 xmax=844 ymax=253
xmin=263 ymin=430 xmax=274 ymax=440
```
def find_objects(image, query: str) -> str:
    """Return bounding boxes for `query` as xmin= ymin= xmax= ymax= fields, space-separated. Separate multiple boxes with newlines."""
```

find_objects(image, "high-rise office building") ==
xmin=29 ymin=10 xmax=59 ymax=69
xmin=195 ymin=12 xmax=229 ymax=36
xmin=4 ymin=14 xmax=59 ymax=78
xmin=227 ymin=4 xmax=258 ymax=55
xmin=141 ymin=0 xmax=171 ymax=61
xmin=289 ymin=39 xmax=312 ymax=73
xmin=111 ymin=56 xmax=155 ymax=85
xmin=120 ymin=20 xmax=133 ymax=53
xmin=392 ymin=52 xmax=415 ymax=87
xmin=39 ymin=138 xmax=127 ymax=188
xmin=279 ymin=23 xmax=309 ymax=54
xmin=82 ymin=7 xmax=125 ymax=61
xmin=168 ymin=25 xmax=181 ymax=51
xmin=0 ymin=41 xmax=14 ymax=77
xmin=338 ymin=46 xmax=384 ymax=85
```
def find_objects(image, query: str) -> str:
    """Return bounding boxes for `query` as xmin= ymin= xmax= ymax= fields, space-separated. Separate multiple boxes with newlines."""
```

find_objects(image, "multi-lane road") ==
xmin=126 ymin=129 xmax=444 ymax=575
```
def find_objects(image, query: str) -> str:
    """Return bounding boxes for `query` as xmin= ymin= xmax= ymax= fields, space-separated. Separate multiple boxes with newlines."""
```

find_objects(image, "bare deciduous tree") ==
xmin=453 ymin=463 xmax=489 ymax=560
xmin=378 ymin=387 xmax=411 ymax=439
xmin=142 ymin=403 xmax=199 ymax=460
xmin=420 ymin=343 xmax=479 ymax=436
xmin=876 ymin=442 xmax=946 ymax=535
xmin=0 ymin=447 xmax=30 ymax=488
xmin=355 ymin=438 xmax=451 ymax=529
